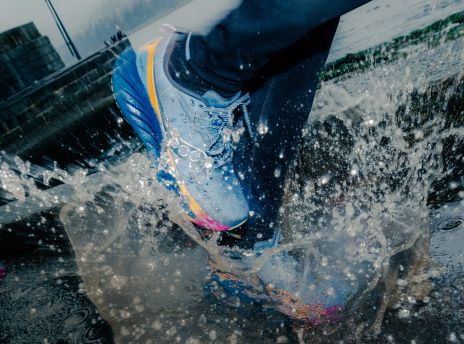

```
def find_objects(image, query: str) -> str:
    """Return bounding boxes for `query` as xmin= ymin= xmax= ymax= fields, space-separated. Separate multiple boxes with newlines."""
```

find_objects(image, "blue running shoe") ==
xmin=112 ymin=36 xmax=250 ymax=231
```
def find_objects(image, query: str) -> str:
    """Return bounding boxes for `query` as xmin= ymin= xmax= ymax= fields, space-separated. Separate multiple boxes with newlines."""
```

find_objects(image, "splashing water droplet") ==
xmin=320 ymin=174 xmax=331 ymax=185
xmin=257 ymin=123 xmax=268 ymax=135
xmin=204 ymin=158 xmax=214 ymax=169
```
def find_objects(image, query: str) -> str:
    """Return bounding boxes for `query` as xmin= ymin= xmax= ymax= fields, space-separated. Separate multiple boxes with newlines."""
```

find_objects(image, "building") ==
xmin=0 ymin=22 xmax=64 ymax=101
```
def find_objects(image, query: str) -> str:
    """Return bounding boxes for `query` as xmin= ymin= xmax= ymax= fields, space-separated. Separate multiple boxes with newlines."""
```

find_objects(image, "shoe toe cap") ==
xmin=214 ymin=193 xmax=249 ymax=229
xmin=190 ymin=183 xmax=249 ymax=231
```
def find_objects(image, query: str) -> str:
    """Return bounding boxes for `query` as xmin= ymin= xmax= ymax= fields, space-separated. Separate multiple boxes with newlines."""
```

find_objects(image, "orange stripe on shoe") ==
xmin=140 ymin=39 xmax=216 ymax=228
xmin=166 ymin=148 xmax=203 ymax=213
xmin=144 ymin=39 xmax=163 ymax=125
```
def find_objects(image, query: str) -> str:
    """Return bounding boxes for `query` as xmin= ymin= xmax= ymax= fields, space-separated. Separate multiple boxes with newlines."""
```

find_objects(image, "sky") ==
xmin=0 ymin=0 xmax=119 ymax=51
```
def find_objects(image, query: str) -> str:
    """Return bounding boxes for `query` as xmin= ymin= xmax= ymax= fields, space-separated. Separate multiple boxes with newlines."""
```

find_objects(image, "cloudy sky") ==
xmin=0 ymin=0 xmax=127 ymax=49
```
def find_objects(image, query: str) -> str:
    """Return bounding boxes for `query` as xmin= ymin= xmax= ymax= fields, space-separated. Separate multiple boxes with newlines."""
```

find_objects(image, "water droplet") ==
xmin=398 ymin=308 xmax=410 ymax=319
xmin=152 ymin=320 xmax=162 ymax=330
xmin=413 ymin=130 xmax=424 ymax=140
xmin=209 ymin=330 xmax=217 ymax=340
xmin=166 ymin=326 xmax=176 ymax=337
xmin=406 ymin=296 xmax=416 ymax=304
xmin=257 ymin=123 xmax=268 ymax=135
xmin=110 ymin=275 xmax=127 ymax=289
xmin=204 ymin=158 xmax=214 ymax=169
xmin=320 ymin=174 xmax=331 ymax=185
xmin=223 ymin=129 xmax=232 ymax=142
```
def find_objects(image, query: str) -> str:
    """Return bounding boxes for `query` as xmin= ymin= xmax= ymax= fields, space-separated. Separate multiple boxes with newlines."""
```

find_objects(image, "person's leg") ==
xmin=219 ymin=19 xmax=340 ymax=248
xmin=185 ymin=0 xmax=372 ymax=95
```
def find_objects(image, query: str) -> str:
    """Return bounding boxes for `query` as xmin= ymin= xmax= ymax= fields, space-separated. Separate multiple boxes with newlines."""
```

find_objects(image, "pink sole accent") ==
xmin=191 ymin=214 xmax=230 ymax=232
xmin=309 ymin=305 xmax=344 ymax=326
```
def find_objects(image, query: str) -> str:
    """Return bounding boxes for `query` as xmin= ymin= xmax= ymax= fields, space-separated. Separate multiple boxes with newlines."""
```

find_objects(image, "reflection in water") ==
xmin=0 ymin=256 xmax=113 ymax=344
xmin=430 ymin=201 xmax=464 ymax=268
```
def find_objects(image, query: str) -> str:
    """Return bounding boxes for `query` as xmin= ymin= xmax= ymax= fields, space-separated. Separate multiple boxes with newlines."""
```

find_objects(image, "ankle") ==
xmin=167 ymin=35 xmax=236 ymax=98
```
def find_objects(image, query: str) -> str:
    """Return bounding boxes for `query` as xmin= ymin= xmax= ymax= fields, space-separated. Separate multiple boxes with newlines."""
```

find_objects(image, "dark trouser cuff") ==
xmin=168 ymin=34 xmax=239 ymax=98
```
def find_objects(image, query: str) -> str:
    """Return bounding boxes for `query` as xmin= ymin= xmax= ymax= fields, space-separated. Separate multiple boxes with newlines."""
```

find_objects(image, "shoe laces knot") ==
xmin=204 ymin=93 xmax=250 ymax=168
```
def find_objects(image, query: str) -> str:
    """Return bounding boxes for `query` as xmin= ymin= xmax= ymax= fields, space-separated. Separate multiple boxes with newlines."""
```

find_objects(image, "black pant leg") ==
xmin=221 ymin=19 xmax=339 ymax=249
xmin=189 ymin=0 xmax=371 ymax=93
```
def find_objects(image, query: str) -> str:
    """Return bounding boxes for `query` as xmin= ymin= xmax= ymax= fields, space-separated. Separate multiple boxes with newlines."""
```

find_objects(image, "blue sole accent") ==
xmin=210 ymin=273 xmax=265 ymax=305
xmin=112 ymin=47 xmax=164 ymax=161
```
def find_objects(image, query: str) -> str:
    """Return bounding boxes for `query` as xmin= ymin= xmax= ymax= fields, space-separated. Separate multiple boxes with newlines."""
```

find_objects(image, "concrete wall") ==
xmin=0 ymin=22 xmax=65 ymax=101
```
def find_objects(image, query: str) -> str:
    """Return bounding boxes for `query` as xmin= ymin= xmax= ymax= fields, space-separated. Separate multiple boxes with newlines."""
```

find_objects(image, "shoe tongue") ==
xmin=201 ymin=90 xmax=241 ymax=108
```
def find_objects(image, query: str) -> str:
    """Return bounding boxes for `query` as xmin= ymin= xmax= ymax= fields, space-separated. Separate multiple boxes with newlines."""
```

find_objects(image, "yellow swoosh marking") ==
xmin=141 ymin=39 xmax=163 ymax=125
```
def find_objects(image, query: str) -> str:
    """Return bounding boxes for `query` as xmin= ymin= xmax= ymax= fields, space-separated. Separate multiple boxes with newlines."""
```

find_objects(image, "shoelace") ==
xmin=204 ymin=93 xmax=251 ymax=168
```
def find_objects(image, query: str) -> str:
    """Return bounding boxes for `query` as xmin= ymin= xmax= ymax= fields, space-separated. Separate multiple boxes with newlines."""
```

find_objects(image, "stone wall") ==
xmin=0 ymin=22 xmax=64 ymax=100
